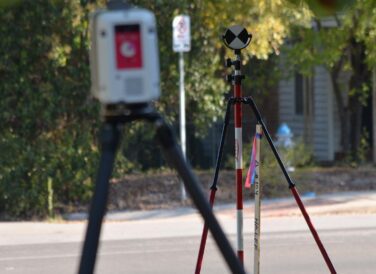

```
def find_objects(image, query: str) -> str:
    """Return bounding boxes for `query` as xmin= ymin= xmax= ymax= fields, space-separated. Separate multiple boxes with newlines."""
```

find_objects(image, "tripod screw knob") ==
xmin=226 ymin=74 xmax=233 ymax=83
xmin=225 ymin=58 xmax=232 ymax=68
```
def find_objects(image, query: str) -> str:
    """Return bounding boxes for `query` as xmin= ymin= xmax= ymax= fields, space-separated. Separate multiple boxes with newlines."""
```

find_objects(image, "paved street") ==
xmin=1 ymin=223 xmax=376 ymax=274
xmin=1 ymin=192 xmax=376 ymax=273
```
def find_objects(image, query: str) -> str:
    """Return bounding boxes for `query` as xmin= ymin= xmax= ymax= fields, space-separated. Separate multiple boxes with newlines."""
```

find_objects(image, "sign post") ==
xmin=173 ymin=15 xmax=191 ymax=200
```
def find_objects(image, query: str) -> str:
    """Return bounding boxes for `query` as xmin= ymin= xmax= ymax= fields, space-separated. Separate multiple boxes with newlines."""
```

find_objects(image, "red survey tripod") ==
xmin=195 ymin=25 xmax=337 ymax=274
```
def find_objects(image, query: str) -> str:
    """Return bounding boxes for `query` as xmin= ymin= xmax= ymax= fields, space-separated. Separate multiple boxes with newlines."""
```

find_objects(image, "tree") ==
xmin=0 ymin=0 xmax=312 ymax=218
xmin=133 ymin=0 xmax=311 ymax=136
xmin=285 ymin=0 xmax=376 ymax=160
xmin=0 ymin=1 xmax=100 ymax=217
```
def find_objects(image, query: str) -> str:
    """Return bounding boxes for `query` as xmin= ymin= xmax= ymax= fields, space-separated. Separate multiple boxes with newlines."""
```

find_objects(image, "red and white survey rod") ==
xmin=196 ymin=53 xmax=246 ymax=273
xmin=233 ymin=53 xmax=244 ymax=263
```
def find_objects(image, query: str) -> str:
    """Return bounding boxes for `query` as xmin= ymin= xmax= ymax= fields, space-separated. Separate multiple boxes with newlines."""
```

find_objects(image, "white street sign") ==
xmin=172 ymin=15 xmax=191 ymax=52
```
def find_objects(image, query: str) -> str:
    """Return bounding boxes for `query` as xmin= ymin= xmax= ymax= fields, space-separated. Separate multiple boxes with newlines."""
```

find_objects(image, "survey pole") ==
xmin=223 ymin=25 xmax=252 ymax=264
xmin=254 ymin=124 xmax=262 ymax=274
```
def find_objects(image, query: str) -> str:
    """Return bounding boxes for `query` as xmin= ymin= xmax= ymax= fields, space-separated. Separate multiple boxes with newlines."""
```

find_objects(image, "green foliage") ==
xmin=0 ymin=0 xmax=99 ymax=218
xmin=0 ymin=0 xmax=313 ymax=218
xmin=284 ymin=0 xmax=376 ymax=159
xmin=237 ymin=136 xmax=313 ymax=196
xmin=198 ymin=0 xmax=312 ymax=60
xmin=353 ymin=127 xmax=370 ymax=164
xmin=243 ymin=55 xmax=282 ymax=96
xmin=354 ymin=0 xmax=376 ymax=66
xmin=284 ymin=23 xmax=346 ymax=77
xmin=279 ymin=139 xmax=314 ymax=167
xmin=285 ymin=0 xmax=376 ymax=74
xmin=0 ymin=0 xmax=21 ymax=8
xmin=290 ymin=0 xmax=356 ymax=16
xmin=224 ymin=135 xmax=313 ymax=175
xmin=242 ymin=137 xmax=313 ymax=171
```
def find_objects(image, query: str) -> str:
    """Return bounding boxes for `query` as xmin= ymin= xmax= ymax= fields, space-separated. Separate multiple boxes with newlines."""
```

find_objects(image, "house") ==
xmin=278 ymin=18 xmax=376 ymax=162
xmin=278 ymin=66 xmax=343 ymax=162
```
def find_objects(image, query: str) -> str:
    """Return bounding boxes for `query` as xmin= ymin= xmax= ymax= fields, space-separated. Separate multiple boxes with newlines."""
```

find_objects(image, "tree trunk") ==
xmin=349 ymin=39 xmax=371 ymax=160
xmin=349 ymin=97 xmax=363 ymax=160
xmin=330 ymin=55 xmax=350 ymax=157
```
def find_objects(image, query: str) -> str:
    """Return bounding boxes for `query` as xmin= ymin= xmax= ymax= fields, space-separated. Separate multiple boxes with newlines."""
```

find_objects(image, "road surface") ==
xmin=0 ymin=213 xmax=375 ymax=273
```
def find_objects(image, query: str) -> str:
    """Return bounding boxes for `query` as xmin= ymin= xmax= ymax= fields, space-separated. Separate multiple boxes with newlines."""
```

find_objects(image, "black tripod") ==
xmin=77 ymin=104 xmax=246 ymax=274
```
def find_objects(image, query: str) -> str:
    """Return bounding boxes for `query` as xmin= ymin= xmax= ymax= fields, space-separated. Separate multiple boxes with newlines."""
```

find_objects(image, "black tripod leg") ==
xmin=78 ymin=122 xmax=122 ymax=274
xmin=195 ymin=98 xmax=232 ymax=274
xmin=245 ymin=96 xmax=337 ymax=273
xmin=211 ymin=98 xmax=232 ymax=190
xmin=244 ymin=97 xmax=295 ymax=188
xmin=154 ymin=118 xmax=246 ymax=274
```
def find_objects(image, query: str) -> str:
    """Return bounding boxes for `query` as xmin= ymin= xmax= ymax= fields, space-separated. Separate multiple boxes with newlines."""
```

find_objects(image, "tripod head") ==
xmin=222 ymin=26 xmax=252 ymax=85
xmin=222 ymin=25 xmax=252 ymax=54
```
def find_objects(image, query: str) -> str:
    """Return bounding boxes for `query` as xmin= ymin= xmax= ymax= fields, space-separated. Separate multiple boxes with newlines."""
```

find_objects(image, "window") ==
xmin=295 ymin=72 xmax=304 ymax=115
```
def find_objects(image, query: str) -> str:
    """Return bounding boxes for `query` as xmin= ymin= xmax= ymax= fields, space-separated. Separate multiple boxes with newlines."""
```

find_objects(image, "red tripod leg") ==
xmin=195 ymin=189 xmax=216 ymax=274
xmin=246 ymin=96 xmax=337 ymax=273
xmin=194 ymin=99 xmax=232 ymax=274
xmin=290 ymin=186 xmax=337 ymax=274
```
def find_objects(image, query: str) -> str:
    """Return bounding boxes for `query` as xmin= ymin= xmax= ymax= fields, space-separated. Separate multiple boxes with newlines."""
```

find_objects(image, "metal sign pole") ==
xmin=179 ymin=51 xmax=187 ymax=200
xmin=173 ymin=15 xmax=191 ymax=201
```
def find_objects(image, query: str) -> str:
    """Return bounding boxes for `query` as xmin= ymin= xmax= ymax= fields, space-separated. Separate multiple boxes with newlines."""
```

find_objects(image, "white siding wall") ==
xmin=313 ymin=66 xmax=334 ymax=161
xmin=279 ymin=77 xmax=304 ymax=138
xmin=278 ymin=65 xmax=341 ymax=162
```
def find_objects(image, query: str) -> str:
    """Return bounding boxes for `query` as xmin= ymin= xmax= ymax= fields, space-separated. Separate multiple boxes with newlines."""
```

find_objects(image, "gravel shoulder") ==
xmin=104 ymin=166 xmax=376 ymax=212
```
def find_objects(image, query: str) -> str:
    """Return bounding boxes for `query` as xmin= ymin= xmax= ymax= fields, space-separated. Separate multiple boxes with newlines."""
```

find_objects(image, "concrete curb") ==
xmin=65 ymin=190 xmax=376 ymax=221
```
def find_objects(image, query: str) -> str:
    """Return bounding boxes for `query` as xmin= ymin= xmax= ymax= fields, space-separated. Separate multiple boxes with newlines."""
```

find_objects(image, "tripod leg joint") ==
xmin=228 ymin=97 xmax=242 ymax=104
xmin=210 ymin=185 xmax=218 ymax=191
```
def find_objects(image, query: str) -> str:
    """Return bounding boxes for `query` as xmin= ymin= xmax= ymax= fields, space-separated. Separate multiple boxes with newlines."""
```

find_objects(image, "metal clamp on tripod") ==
xmin=78 ymin=2 xmax=245 ymax=274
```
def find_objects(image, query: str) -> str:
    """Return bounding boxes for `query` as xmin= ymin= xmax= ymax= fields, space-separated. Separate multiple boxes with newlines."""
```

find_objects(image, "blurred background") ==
xmin=0 ymin=0 xmax=375 ymax=219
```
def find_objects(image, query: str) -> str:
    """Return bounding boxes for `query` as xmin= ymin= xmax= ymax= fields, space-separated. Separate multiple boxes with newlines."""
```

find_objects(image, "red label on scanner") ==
xmin=115 ymin=25 xmax=142 ymax=69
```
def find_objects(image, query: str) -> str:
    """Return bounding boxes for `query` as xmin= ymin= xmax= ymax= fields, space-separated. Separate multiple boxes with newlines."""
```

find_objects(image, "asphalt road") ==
xmin=1 ymin=215 xmax=376 ymax=274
